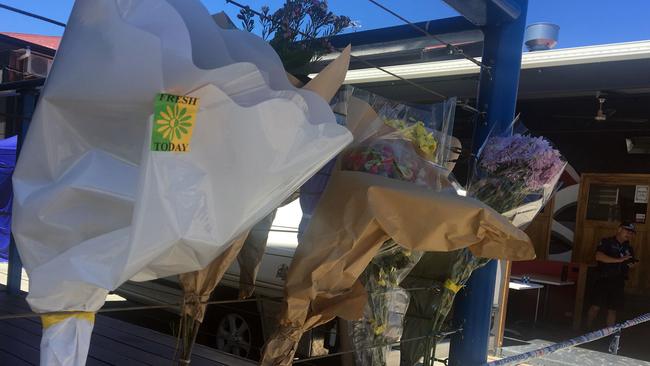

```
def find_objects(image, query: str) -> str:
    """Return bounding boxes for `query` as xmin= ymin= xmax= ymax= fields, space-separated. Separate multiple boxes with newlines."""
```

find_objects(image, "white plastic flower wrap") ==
xmin=11 ymin=0 xmax=352 ymax=365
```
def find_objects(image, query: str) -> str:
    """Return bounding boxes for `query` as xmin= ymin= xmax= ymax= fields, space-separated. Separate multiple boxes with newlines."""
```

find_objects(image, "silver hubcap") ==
xmin=216 ymin=313 xmax=252 ymax=358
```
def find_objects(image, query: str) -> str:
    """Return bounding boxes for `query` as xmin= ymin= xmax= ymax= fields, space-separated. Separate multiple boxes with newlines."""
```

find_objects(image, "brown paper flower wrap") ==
xmin=337 ymin=96 xmax=459 ymax=365
xmin=176 ymin=45 xmax=352 ymax=364
xmin=260 ymin=165 xmax=534 ymax=365
xmin=177 ymin=232 xmax=249 ymax=364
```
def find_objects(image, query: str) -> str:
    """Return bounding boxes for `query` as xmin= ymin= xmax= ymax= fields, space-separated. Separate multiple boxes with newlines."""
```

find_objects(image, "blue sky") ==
xmin=1 ymin=0 xmax=649 ymax=48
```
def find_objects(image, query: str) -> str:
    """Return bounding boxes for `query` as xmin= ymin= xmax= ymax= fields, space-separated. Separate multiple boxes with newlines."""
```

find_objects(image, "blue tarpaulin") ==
xmin=0 ymin=135 xmax=16 ymax=261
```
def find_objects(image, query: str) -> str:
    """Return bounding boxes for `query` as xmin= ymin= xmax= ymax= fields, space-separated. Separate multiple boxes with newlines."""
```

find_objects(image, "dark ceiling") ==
xmin=454 ymin=93 xmax=650 ymax=185
xmin=519 ymin=94 xmax=650 ymax=175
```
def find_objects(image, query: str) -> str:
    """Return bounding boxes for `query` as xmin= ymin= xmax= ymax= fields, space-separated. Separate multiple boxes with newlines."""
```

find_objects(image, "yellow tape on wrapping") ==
xmin=444 ymin=279 xmax=463 ymax=294
xmin=41 ymin=312 xmax=95 ymax=329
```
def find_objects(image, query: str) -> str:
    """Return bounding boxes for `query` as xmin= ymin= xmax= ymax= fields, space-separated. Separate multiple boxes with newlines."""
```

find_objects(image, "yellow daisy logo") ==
xmin=156 ymin=104 xmax=192 ymax=142
xmin=151 ymin=93 xmax=200 ymax=152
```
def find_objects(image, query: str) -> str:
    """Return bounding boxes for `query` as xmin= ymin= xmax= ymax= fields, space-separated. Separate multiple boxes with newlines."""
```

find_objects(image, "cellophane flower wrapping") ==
xmin=333 ymin=86 xmax=457 ymax=365
xmin=351 ymin=245 xmax=422 ymax=366
xmin=338 ymin=87 xmax=456 ymax=194
xmin=404 ymin=249 xmax=488 ymax=365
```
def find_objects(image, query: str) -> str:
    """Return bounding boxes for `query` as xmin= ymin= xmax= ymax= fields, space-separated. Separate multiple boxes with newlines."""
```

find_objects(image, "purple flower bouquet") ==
xmin=470 ymin=134 xmax=566 ymax=222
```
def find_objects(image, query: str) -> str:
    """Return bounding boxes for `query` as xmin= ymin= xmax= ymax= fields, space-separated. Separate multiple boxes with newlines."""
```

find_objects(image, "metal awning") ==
xmin=322 ymin=40 xmax=650 ymax=102
xmin=443 ymin=0 xmax=522 ymax=25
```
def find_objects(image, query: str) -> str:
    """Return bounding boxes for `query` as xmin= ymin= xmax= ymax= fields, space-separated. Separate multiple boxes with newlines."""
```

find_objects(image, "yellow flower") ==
xmin=406 ymin=122 xmax=437 ymax=160
xmin=377 ymin=268 xmax=388 ymax=287
xmin=156 ymin=104 xmax=193 ymax=142
xmin=383 ymin=118 xmax=438 ymax=161
xmin=373 ymin=324 xmax=386 ymax=335
xmin=384 ymin=118 xmax=407 ymax=130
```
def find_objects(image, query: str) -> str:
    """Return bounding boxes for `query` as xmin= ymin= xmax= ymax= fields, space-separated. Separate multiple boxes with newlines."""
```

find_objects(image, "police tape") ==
xmin=486 ymin=312 xmax=650 ymax=366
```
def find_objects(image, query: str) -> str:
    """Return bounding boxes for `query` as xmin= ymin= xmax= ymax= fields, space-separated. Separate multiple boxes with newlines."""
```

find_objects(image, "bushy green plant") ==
xmin=237 ymin=0 xmax=351 ymax=73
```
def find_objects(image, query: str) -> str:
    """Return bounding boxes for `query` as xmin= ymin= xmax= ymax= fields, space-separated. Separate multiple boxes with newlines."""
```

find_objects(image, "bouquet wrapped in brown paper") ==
xmin=260 ymin=88 xmax=535 ymax=366
xmin=338 ymin=89 xmax=458 ymax=365
xmin=176 ymin=45 xmax=353 ymax=365
xmin=400 ymin=127 xmax=566 ymax=366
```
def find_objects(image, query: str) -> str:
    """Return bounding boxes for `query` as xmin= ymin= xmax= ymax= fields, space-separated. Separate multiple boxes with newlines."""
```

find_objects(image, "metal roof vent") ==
xmin=524 ymin=23 xmax=560 ymax=51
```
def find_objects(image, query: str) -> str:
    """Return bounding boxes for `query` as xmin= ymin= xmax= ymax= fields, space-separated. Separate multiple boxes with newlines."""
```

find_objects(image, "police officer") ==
xmin=586 ymin=222 xmax=638 ymax=329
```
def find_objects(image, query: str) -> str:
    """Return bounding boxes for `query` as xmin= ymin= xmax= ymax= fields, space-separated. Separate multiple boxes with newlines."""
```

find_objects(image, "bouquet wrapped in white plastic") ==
xmin=12 ymin=1 xmax=351 ymax=365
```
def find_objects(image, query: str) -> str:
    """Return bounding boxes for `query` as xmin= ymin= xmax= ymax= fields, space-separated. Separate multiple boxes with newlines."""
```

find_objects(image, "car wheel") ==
xmin=215 ymin=313 xmax=253 ymax=358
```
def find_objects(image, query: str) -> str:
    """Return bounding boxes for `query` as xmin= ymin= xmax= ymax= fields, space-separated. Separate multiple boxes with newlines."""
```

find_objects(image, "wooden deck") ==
xmin=0 ymin=289 xmax=256 ymax=366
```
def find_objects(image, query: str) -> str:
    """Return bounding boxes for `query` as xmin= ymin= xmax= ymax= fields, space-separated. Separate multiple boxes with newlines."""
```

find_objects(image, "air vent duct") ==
xmin=524 ymin=23 xmax=560 ymax=51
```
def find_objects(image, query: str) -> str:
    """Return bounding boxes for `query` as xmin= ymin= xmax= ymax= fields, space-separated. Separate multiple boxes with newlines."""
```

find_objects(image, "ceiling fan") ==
xmin=594 ymin=96 xmax=609 ymax=121
xmin=552 ymin=93 xmax=649 ymax=123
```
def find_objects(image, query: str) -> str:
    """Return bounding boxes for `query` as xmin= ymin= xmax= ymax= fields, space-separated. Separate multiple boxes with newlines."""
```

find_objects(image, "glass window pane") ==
xmin=586 ymin=184 xmax=647 ymax=223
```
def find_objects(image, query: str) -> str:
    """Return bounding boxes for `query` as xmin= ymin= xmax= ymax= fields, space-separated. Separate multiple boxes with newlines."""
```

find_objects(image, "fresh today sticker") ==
xmin=151 ymin=93 xmax=200 ymax=152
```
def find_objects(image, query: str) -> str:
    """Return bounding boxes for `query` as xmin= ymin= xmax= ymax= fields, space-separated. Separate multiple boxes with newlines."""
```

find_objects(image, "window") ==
xmin=586 ymin=184 xmax=647 ymax=223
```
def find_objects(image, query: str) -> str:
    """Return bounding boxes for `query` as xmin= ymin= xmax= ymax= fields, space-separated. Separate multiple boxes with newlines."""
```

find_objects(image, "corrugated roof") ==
xmin=0 ymin=32 xmax=61 ymax=50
